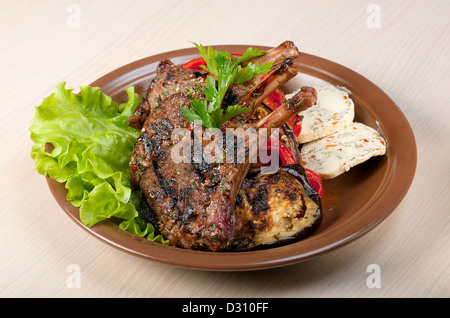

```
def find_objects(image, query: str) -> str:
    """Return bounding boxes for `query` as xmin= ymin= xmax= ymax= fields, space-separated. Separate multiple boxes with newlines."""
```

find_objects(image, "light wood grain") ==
xmin=1 ymin=0 xmax=448 ymax=298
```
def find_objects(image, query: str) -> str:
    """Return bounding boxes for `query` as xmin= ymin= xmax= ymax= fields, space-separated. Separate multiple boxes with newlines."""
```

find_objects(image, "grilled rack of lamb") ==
xmin=128 ymin=41 xmax=322 ymax=251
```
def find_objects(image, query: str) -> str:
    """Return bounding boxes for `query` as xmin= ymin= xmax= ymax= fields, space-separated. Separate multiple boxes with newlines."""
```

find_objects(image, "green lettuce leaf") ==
xmin=29 ymin=82 xmax=168 ymax=244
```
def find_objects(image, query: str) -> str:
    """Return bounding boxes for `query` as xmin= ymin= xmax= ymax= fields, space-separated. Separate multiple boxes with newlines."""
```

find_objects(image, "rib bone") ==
xmin=138 ymin=87 xmax=317 ymax=251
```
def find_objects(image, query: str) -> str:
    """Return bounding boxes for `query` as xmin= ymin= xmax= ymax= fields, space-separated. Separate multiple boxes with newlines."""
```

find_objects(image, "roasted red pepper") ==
xmin=263 ymin=130 xmax=323 ymax=198
xmin=264 ymin=138 xmax=297 ymax=165
xmin=182 ymin=54 xmax=242 ymax=70
xmin=305 ymin=168 xmax=323 ymax=199
xmin=263 ymin=88 xmax=286 ymax=110
xmin=292 ymin=116 xmax=303 ymax=136
xmin=181 ymin=57 xmax=207 ymax=70
xmin=263 ymin=89 xmax=303 ymax=137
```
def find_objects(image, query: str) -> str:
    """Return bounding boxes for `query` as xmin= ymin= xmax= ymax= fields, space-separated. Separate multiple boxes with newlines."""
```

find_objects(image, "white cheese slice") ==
xmin=300 ymin=122 xmax=386 ymax=179
xmin=286 ymin=85 xmax=355 ymax=144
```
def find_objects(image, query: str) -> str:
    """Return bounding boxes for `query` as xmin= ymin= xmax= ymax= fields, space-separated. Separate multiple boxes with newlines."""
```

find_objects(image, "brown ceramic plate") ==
xmin=47 ymin=45 xmax=417 ymax=271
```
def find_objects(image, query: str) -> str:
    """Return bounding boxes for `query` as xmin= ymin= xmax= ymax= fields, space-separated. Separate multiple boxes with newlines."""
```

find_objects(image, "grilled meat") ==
xmin=129 ymin=44 xmax=299 ymax=188
xmin=128 ymin=42 xmax=319 ymax=251
xmin=136 ymin=87 xmax=317 ymax=251
xmin=128 ymin=41 xmax=300 ymax=131
xmin=127 ymin=60 xmax=208 ymax=130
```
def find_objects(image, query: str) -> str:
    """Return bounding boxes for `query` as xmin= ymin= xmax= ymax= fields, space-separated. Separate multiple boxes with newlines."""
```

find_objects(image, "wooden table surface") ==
xmin=1 ymin=0 xmax=448 ymax=298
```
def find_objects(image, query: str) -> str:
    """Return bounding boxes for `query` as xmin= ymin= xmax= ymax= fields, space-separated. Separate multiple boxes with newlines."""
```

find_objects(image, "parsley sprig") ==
xmin=181 ymin=43 xmax=272 ymax=128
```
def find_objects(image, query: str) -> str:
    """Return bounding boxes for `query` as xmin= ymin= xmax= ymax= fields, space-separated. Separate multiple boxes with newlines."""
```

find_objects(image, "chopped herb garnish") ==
xmin=181 ymin=43 xmax=272 ymax=128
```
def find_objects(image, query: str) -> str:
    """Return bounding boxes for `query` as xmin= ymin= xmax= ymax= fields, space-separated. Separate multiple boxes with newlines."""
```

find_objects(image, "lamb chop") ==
xmin=137 ymin=87 xmax=317 ymax=251
xmin=127 ymin=41 xmax=300 ymax=130
xmin=129 ymin=42 xmax=317 ymax=251
xmin=129 ymin=41 xmax=300 ymax=187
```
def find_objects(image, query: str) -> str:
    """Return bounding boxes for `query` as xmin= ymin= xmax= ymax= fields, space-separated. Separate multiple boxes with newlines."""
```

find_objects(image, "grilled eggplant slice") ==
xmin=233 ymin=164 xmax=322 ymax=250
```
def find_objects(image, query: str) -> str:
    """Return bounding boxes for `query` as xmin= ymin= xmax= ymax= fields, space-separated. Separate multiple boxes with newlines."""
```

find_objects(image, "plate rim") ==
xmin=46 ymin=44 xmax=417 ymax=271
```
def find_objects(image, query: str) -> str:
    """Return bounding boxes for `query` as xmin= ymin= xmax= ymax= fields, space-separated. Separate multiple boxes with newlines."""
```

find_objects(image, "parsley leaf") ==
xmin=181 ymin=43 xmax=273 ymax=128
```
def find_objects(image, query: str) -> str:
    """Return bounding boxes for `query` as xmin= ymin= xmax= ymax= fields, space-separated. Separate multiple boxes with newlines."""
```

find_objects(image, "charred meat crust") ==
xmin=129 ymin=93 xmax=199 ymax=187
xmin=127 ymin=60 xmax=208 ymax=130
xmin=128 ymin=42 xmax=321 ymax=251
xmin=137 ymin=127 xmax=245 ymax=250
xmin=134 ymin=86 xmax=317 ymax=251
xmin=135 ymin=88 xmax=317 ymax=251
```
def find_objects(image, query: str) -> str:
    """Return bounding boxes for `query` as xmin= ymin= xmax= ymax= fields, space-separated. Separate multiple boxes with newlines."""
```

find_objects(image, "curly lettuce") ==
xmin=30 ymin=82 xmax=168 ymax=244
